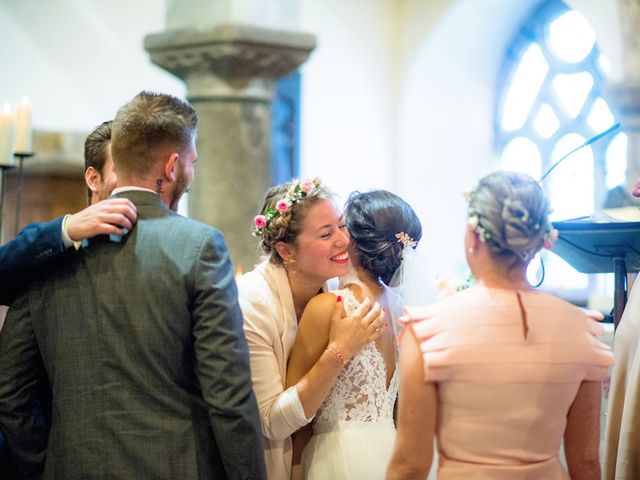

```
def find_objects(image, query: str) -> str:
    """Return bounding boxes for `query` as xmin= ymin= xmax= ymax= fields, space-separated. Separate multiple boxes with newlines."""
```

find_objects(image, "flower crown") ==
xmin=464 ymin=189 xmax=559 ymax=258
xmin=253 ymin=177 xmax=323 ymax=237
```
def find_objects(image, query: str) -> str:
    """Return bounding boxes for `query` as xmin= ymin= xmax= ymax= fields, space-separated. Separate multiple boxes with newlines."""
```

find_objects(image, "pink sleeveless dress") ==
xmin=407 ymin=284 xmax=613 ymax=480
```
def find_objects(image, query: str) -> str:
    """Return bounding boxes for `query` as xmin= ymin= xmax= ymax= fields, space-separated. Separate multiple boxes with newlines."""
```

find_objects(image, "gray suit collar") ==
xmin=110 ymin=190 xmax=167 ymax=209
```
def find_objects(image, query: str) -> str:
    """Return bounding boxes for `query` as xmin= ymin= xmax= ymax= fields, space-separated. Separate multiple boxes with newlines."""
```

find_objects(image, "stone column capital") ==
xmin=618 ymin=0 xmax=640 ymax=83
xmin=145 ymin=24 xmax=316 ymax=100
xmin=606 ymin=81 xmax=640 ymax=131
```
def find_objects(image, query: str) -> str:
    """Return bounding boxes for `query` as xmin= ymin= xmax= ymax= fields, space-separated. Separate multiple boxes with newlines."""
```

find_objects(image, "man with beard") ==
xmin=0 ymin=91 xmax=266 ymax=479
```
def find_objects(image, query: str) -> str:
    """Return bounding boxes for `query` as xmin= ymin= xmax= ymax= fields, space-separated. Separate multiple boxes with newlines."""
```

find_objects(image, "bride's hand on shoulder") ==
xmin=329 ymin=296 xmax=385 ymax=360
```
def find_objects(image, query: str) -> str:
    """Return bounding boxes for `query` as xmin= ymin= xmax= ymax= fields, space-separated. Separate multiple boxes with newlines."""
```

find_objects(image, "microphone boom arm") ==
xmin=539 ymin=122 xmax=621 ymax=182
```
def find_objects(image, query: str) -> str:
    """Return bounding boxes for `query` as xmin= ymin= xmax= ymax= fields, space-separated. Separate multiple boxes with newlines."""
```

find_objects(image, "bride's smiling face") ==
xmin=280 ymin=199 xmax=351 ymax=284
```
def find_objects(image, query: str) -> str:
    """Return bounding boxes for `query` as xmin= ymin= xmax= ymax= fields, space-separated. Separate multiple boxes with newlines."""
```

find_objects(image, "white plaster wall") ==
xmin=166 ymin=0 xmax=299 ymax=30
xmin=393 ymin=0 xmax=539 ymax=278
xmin=298 ymin=0 xmax=396 ymax=203
xmin=0 ymin=0 xmax=184 ymax=133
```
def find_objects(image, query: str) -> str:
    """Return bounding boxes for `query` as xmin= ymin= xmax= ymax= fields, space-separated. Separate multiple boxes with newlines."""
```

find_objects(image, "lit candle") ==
xmin=14 ymin=97 xmax=32 ymax=154
xmin=0 ymin=103 xmax=15 ymax=166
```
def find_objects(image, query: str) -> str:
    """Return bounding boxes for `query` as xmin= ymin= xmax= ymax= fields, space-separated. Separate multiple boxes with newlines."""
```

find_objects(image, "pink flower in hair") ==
xmin=254 ymin=215 xmax=267 ymax=229
xmin=543 ymin=228 xmax=559 ymax=249
xmin=276 ymin=199 xmax=291 ymax=213
xmin=300 ymin=180 xmax=315 ymax=193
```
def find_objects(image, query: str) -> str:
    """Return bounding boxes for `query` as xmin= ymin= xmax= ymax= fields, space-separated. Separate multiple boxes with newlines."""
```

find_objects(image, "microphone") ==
xmin=539 ymin=123 xmax=621 ymax=181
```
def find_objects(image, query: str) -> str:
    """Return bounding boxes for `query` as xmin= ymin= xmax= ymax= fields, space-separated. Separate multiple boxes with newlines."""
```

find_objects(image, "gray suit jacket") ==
xmin=0 ymin=191 xmax=266 ymax=479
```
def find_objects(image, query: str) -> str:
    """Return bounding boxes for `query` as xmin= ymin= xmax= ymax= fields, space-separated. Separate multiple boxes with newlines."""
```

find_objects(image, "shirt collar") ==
xmin=112 ymin=186 xmax=157 ymax=195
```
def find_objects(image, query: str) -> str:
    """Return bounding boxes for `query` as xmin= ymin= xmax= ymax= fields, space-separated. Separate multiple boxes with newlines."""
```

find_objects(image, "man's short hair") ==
xmin=84 ymin=120 xmax=113 ymax=203
xmin=111 ymin=91 xmax=197 ymax=178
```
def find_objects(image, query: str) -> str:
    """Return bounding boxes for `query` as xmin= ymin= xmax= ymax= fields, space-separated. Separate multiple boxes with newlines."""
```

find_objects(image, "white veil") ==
xmin=381 ymin=244 xmax=438 ymax=338
xmin=338 ymin=244 xmax=438 ymax=339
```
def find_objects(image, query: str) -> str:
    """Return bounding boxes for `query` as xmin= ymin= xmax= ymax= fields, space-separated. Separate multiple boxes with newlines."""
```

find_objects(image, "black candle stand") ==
xmin=13 ymin=151 xmax=33 ymax=235
xmin=0 ymin=163 xmax=15 ymax=240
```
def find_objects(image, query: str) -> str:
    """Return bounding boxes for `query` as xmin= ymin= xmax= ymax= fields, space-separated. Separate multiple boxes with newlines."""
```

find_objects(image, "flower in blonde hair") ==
xmin=254 ymin=215 xmax=267 ymax=229
xmin=276 ymin=199 xmax=291 ymax=213
xmin=467 ymin=214 xmax=491 ymax=243
xmin=543 ymin=227 xmax=559 ymax=249
xmin=300 ymin=180 xmax=315 ymax=193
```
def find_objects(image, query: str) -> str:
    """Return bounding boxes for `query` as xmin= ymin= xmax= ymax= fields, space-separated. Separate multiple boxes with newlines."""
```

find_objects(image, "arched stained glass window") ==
xmin=496 ymin=0 xmax=625 ymax=301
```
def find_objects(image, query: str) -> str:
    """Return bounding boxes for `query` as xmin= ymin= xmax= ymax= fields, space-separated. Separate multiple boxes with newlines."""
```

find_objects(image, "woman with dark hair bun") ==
xmin=345 ymin=190 xmax=422 ymax=286
xmin=286 ymin=189 xmax=423 ymax=479
xmin=387 ymin=171 xmax=614 ymax=480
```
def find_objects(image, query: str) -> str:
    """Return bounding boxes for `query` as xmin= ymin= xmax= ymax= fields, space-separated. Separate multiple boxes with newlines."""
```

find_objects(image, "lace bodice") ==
xmin=314 ymin=289 xmax=399 ymax=429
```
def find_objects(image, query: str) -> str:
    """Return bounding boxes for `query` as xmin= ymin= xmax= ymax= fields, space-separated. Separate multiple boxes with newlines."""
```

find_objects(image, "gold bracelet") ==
xmin=326 ymin=345 xmax=347 ymax=366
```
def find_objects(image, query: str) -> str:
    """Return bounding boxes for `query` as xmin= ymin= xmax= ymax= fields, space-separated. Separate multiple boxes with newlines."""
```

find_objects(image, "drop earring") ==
xmin=283 ymin=258 xmax=298 ymax=273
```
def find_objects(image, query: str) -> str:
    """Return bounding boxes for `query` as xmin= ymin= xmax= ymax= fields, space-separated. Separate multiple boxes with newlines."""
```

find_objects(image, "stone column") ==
xmin=607 ymin=0 xmax=640 ymax=192
xmin=145 ymin=23 xmax=315 ymax=271
xmin=605 ymin=0 xmax=640 ymax=310
xmin=608 ymin=84 xmax=640 ymax=188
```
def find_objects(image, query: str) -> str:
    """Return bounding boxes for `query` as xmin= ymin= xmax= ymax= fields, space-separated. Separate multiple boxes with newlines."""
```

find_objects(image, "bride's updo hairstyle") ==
xmin=254 ymin=178 xmax=330 ymax=264
xmin=467 ymin=171 xmax=553 ymax=266
xmin=345 ymin=190 xmax=422 ymax=285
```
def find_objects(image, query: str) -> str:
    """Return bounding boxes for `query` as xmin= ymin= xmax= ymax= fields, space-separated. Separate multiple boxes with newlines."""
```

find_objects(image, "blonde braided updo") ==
xmin=467 ymin=171 xmax=557 ymax=266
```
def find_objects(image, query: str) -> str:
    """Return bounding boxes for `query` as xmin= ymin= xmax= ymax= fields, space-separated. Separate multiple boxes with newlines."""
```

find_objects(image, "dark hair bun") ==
xmin=345 ymin=190 xmax=422 ymax=284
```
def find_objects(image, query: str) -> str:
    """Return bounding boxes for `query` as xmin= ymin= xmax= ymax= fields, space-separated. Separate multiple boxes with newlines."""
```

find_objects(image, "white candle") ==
xmin=0 ymin=103 xmax=15 ymax=166
xmin=14 ymin=97 xmax=32 ymax=154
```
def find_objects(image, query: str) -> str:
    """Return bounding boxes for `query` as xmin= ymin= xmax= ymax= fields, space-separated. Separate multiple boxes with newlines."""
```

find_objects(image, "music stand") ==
xmin=551 ymin=220 xmax=640 ymax=329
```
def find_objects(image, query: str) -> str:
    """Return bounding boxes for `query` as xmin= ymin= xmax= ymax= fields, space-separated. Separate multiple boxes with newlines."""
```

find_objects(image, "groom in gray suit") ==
xmin=0 ymin=91 xmax=266 ymax=479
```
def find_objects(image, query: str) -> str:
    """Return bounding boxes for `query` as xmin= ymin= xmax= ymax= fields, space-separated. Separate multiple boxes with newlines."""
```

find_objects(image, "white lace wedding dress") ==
xmin=301 ymin=287 xmax=399 ymax=479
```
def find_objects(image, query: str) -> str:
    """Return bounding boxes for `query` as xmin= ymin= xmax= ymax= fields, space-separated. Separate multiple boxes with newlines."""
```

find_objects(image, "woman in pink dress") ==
xmin=387 ymin=171 xmax=614 ymax=480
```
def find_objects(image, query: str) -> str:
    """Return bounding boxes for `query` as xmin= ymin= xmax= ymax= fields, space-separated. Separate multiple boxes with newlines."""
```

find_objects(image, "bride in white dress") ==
xmin=286 ymin=190 xmax=425 ymax=479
